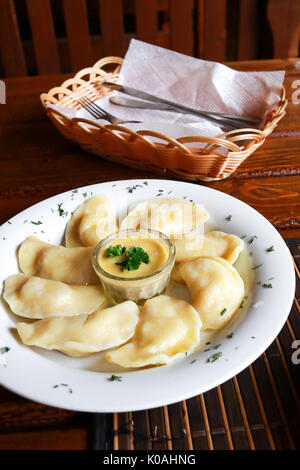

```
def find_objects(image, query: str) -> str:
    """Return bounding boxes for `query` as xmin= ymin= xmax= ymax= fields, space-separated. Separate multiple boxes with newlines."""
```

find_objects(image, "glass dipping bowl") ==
xmin=92 ymin=229 xmax=176 ymax=304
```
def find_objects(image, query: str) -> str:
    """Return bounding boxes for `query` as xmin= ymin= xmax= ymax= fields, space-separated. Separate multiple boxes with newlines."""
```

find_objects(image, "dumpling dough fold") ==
xmin=65 ymin=195 xmax=117 ymax=247
xmin=19 ymin=236 xmax=98 ymax=285
xmin=106 ymin=295 xmax=201 ymax=368
xmin=120 ymin=198 xmax=208 ymax=237
xmin=17 ymin=301 xmax=139 ymax=357
xmin=172 ymin=231 xmax=244 ymax=284
xmin=179 ymin=257 xmax=244 ymax=330
xmin=173 ymin=231 xmax=244 ymax=264
xmin=3 ymin=274 xmax=106 ymax=319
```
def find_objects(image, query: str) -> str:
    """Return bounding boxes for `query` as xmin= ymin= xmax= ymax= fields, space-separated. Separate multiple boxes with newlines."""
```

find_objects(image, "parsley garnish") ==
xmin=266 ymin=245 xmax=275 ymax=252
xmin=116 ymin=246 xmax=150 ymax=271
xmin=0 ymin=346 xmax=10 ymax=355
xmin=57 ymin=203 xmax=68 ymax=217
xmin=206 ymin=352 xmax=222 ymax=363
xmin=226 ymin=332 xmax=234 ymax=339
xmin=225 ymin=214 xmax=232 ymax=221
xmin=126 ymin=184 xmax=143 ymax=193
xmin=105 ymin=244 xmax=126 ymax=258
xmin=239 ymin=296 xmax=248 ymax=309
xmin=248 ymin=236 xmax=258 ymax=244
xmin=220 ymin=308 xmax=227 ymax=316
xmin=252 ymin=263 xmax=263 ymax=270
xmin=108 ymin=374 xmax=122 ymax=382
xmin=31 ymin=220 xmax=42 ymax=225
xmin=262 ymin=283 xmax=273 ymax=288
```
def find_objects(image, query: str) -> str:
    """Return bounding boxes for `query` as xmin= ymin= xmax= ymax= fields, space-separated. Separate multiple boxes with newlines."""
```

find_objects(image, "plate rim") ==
xmin=0 ymin=178 xmax=295 ymax=413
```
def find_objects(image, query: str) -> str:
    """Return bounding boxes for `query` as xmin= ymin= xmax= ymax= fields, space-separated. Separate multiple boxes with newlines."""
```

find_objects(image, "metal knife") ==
xmin=101 ymin=81 xmax=260 ymax=129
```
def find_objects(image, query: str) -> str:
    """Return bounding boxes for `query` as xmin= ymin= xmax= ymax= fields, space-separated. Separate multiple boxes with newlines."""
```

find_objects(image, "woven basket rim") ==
xmin=40 ymin=56 xmax=288 ymax=181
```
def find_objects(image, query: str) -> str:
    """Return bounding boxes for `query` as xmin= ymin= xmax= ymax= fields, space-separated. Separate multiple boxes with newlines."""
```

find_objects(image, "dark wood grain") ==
xmin=63 ymin=0 xmax=93 ymax=72
xmin=169 ymin=0 xmax=194 ymax=56
xmin=0 ymin=0 xmax=27 ymax=77
xmin=26 ymin=0 xmax=60 ymax=75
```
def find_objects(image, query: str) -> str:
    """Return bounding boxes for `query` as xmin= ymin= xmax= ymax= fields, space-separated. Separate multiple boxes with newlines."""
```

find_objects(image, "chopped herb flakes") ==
xmin=57 ymin=203 xmax=68 ymax=217
xmin=251 ymin=263 xmax=263 ymax=270
xmin=206 ymin=352 xmax=222 ymax=363
xmin=108 ymin=374 xmax=122 ymax=382
xmin=82 ymin=192 xmax=88 ymax=198
xmin=126 ymin=184 xmax=143 ymax=193
xmin=248 ymin=236 xmax=258 ymax=244
xmin=116 ymin=246 xmax=150 ymax=272
xmin=190 ymin=359 xmax=197 ymax=364
xmin=31 ymin=220 xmax=42 ymax=225
xmin=53 ymin=383 xmax=73 ymax=393
xmin=225 ymin=214 xmax=232 ymax=221
xmin=220 ymin=308 xmax=227 ymax=316
xmin=226 ymin=332 xmax=234 ymax=339
xmin=266 ymin=245 xmax=275 ymax=252
xmin=239 ymin=296 xmax=248 ymax=309
xmin=105 ymin=244 xmax=126 ymax=258
xmin=0 ymin=346 xmax=10 ymax=355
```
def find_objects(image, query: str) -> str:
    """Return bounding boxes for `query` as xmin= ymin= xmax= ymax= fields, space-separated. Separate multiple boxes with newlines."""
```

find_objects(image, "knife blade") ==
xmin=101 ymin=81 xmax=260 ymax=128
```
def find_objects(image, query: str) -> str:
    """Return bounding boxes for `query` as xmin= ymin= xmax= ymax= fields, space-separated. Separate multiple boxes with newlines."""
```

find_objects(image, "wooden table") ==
xmin=0 ymin=58 xmax=299 ymax=450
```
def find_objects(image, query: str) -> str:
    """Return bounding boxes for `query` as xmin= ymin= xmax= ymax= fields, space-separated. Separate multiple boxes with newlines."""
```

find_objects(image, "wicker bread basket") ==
xmin=40 ymin=57 xmax=287 ymax=182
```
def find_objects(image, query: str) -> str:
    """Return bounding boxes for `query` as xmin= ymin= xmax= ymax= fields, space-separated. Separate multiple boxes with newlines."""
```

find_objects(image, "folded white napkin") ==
xmin=48 ymin=39 xmax=285 ymax=141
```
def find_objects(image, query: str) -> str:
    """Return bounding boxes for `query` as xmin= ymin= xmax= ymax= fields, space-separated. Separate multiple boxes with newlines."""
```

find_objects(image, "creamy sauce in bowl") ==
xmin=92 ymin=229 xmax=176 ymax=304
xmin=99 ymin=237 xmax=169 ymax=278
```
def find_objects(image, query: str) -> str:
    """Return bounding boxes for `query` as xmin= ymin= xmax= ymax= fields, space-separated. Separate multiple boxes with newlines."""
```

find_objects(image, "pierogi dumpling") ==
xmin=3 ymin=274 xmax=106 ymax=319
xmin=19 ymin=236 xmax=98 ymax=285
xmin=16 ymin=301 xmax=139 ymax=357
xmin=65 ymin=195 xmax=117 ymax=247
xmin=120 ymin=198 xmax=209 ymax=237
xmin=172 ymin=231 xmax=244 ymax=284
xmin=106 ymin=295 xmax=201 ymax=368
xmin=173 ymin=231 xmax=244 ymax=264
xmin=179 ymin=257 xmax=244 ymax=330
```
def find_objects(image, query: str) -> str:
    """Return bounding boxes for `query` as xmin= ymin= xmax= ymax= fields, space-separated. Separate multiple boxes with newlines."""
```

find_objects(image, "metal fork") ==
xmin=78 ymin=96 xmax=142 ymax=125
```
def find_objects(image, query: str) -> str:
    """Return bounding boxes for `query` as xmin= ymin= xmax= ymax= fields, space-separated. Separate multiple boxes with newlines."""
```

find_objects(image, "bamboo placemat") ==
xmin=92 ymin=238 xmax=300 ymax=450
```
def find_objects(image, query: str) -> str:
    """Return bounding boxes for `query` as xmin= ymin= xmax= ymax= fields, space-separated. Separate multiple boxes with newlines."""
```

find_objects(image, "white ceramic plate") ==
xmin=0 ymin=179 xmax=295 ymax=412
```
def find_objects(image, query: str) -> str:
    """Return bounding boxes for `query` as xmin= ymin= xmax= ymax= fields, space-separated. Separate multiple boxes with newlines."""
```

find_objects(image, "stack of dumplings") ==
xmin=2 ymin=194 xmax=247 ymax=369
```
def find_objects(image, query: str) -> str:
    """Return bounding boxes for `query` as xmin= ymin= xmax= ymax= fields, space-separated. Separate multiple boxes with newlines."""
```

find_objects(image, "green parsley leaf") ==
xmin=266 ymin=245 xmax=275 ymax=252
xmin=108 ymin=374 xmax=122 ymax=382
xmin=206 ymin=352 xmax=222 ymax=363
xmin=0 ymin=346 xmax=10 ymax=355
xmin=105 ymin=244 xmax=126 ymax=258
xmin=248 ymin=235 xmax=258 ymax=244
xmin=31 ymin=220 xmax=42 ymax=225
xmin=116 ymin=246 xmax=150 ymax=271
xmin=57 ymin=203 xmax=68 ymax=217
xmin=251 ymin=263 xmax=263 ymax=270
xmin=225 ymin=214 xmax=232 ymax=221
xmin=220 ymin=308 xmax=227 ymax=316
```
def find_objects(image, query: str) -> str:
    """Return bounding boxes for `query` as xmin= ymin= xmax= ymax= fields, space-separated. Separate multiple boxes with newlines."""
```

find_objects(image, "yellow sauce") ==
xmin=99 ymin=237 xmax=169 ymax=278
